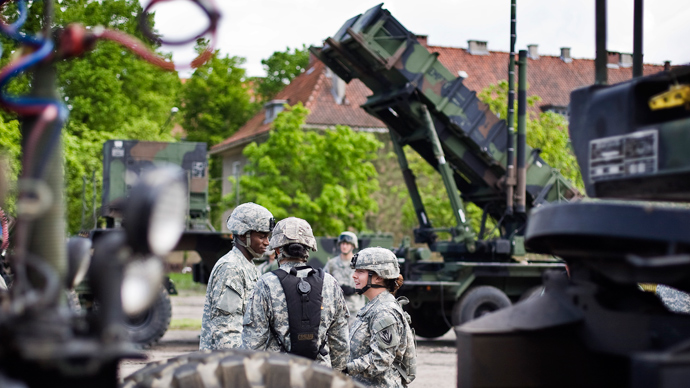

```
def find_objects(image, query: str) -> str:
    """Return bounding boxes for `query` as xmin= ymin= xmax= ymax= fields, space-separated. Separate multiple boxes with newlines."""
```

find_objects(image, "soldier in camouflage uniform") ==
xmin=241 ymin=217 xmax=350 ymax=370
xmin=324 ymin=232 xmax=366 ymax=326
xmin=346 ymin=247 xmax=416 ymax=388
xmin=199 ymin=202 xmax=274 ymax=350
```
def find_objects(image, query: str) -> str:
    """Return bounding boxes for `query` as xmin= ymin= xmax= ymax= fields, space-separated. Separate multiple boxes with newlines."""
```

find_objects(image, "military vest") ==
xmin=271 ymin=265 xmax=325 ymax=359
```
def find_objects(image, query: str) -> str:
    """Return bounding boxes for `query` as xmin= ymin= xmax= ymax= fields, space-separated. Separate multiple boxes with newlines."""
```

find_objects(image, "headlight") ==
xmin=125 ymin=165 xmax=187 ymax=257
xmin=121 ymin=257 xmax=164 ymax=316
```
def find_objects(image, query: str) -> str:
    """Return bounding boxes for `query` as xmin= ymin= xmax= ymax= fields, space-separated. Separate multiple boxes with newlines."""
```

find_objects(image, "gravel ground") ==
xmin=118 ymin=294 xmax=457 ymax=387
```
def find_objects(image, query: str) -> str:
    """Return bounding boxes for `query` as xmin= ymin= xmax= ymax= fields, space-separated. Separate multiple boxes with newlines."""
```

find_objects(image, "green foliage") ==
xmin=256 ymin=45 xmax=310 ymax=103
xmin=0 ymin=117 xmax=21 ymax=213
xmin=234 ymin=104 xmax=382 ymax=236
xmin=179 ymin=49 xmax=258 ymax=146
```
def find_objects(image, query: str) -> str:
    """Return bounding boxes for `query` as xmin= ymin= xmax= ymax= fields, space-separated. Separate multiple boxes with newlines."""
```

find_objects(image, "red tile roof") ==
xmin=211 ymin=44 xmax=666 ymax=154
xmin=431 ymin=45 xmax=665 ymax=109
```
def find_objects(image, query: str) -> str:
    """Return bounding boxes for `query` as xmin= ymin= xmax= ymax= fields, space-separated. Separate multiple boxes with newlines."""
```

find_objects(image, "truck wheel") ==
xmin=405 ymin=303 xmax=451 ymax=338
xmin=120 ymin=349 xmax=364 ymax=388
xmin=123 ymin=288 xmax=171 ymax=347
xmin=452 ymin=286 xmax=511 ymax=326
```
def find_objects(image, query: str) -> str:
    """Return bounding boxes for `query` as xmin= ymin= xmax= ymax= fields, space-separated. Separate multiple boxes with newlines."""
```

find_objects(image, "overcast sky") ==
xmin=144 ymin=0 xmax=690 ymax=78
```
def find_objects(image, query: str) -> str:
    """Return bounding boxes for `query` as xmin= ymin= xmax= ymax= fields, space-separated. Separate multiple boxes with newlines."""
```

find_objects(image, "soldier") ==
xmin=241 ymin=217 xmax=350 ymax=370
xmin=324 ymin=232 xmax=366 ymax=325
xmin=199 ymin=202 xmax=274 ymax=350
xmin=345 ymin=247 xmax=416 ymax=388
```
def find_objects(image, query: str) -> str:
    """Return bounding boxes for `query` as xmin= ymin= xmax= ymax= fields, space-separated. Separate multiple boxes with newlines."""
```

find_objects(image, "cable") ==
xmin=138 ymin=0 xmax=220 ymax=69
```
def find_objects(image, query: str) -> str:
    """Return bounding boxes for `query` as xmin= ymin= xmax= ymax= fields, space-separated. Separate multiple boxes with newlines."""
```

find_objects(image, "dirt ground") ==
xmin=118 ymin=295 xmax=457 ymax=387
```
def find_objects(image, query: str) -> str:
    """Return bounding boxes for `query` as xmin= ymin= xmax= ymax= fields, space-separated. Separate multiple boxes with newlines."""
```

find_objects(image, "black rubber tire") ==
xmin=405 ymin=302 xmax=451 ymax=338
xmin=518 ymin=285 xmax=545 ymax=302
xmin=120 ymin=349 xmax=365 ymax=388
xmin=452 ymin=285 xmax=512 ymax=326
xmin=123 ymin=288 xmax=172 ymax=347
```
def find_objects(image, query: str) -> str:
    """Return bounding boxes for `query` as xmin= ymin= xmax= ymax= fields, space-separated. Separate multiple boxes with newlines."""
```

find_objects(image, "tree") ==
xmin=256 ymin=45 xmax=310 ymax=103
xmin=233 ymin=103 xmax=382 ymax=236
xmin=0 ymin=0 xmax=183 ymax=233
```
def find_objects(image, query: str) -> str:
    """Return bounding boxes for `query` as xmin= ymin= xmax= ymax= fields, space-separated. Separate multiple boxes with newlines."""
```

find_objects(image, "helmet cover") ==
xmin=226 ymin=202 xmax=275 ymax=235
xmin=350 ymin=247 xmax=400 ymax=279
xmin=268 ymin=217 xmax=317 ymax=252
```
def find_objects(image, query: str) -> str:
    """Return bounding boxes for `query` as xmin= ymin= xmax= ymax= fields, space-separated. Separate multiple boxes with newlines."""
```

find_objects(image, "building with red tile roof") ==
xmin=210 ymin=38 xmax=667 ymax=214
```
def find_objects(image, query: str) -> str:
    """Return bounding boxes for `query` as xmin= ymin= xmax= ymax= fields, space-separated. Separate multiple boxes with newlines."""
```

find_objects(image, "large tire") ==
xmin=123 ymin=288 xmax=172 ymax=347
xmin=452 ymin=285 xmax=511 ymax=326
xmin=120 ymin=349 xmax=364 ymax=388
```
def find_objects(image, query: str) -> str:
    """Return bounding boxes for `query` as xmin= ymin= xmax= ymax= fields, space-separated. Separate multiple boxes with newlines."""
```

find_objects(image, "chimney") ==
xmin=619 ymin=53 xmax=633 ymax=68
xmin=527 ymin=44 xmax=539 ymax=60
xmin=607 ymin=51 xmax=620 ymax=68
xmin=415 ymin=34 xmax=428 ymax=46
xmin=467 ymin=40 xmax=488 ymax=55
xmin=264 ymin=99 xmax=288 ymax=124
xmin=664 ymin=61 xmax=671 ymax=71
xmin=560 ymin=47 xmax=572 ymax=63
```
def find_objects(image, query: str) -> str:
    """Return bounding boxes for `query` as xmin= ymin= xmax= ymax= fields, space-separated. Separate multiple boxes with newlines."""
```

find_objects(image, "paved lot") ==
xmin=118 ymin=295 xmax=457 ymax=387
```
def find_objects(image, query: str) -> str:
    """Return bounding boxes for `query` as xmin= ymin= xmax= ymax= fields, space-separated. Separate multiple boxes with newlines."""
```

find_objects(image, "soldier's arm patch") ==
xmin=217 ymin=287 xmax=242 ymax=314
xmin=372 ymin=313 xmax=399 ymax=349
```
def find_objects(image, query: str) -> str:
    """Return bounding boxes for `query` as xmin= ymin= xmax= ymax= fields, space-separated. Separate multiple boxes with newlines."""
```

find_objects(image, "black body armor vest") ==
xmin=272 ymin=265 xmax=325 ymax=359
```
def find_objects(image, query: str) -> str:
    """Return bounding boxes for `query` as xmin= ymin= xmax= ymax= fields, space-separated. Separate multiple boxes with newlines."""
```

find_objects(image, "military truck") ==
xmin=87 ymin=140 xmax=233 ymax=346
xmin=313 ymin=4 xmax=580 ymax=338
xmin=456 ymin=2 xmax=690 ymax=387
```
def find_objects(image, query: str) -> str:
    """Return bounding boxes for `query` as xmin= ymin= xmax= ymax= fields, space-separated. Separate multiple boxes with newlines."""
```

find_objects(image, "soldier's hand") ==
xmin=341 ymin=285 xmax=356 ymax=296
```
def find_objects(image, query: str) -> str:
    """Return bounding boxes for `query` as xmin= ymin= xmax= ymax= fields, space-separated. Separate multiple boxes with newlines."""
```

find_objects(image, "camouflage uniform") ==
xmin=347 ymin=290 xmax=413 ymax=388
xmin=242 ymin=262 xmax=350 ymax=369
xmin=325 ymin=255 xmax=366 ymax=324
xmin=199 ymin=202 xmax=274 ymax=350
xmin=199 ymin=246 xmax=261 ymax=350
xmin=347 ymin=247 xmax=416 ymax=387
xmin=241 ymin=217 xmax=350 ymax=370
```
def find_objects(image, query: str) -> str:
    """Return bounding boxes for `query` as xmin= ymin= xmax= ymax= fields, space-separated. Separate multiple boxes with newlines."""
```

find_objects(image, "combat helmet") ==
xmin=337 ymin=231 xmax=358 ymax=249
xmin=269 ymin=217 xmax=318 ymax=254
xmin=350 ymin=247 xmax=400 ymax=294
xmin=227 ymin=202 xmax=275 ymax=258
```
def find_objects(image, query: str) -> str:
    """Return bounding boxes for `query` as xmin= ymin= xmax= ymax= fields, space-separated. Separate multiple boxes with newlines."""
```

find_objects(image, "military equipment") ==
xmin=0 ymin=2 xmax=365 ymax=387
xmin=313 ymin=4 xmax=578 ymax=338
xmin=88 ymin=140 xmax=234 ymax=346
xmin=456 ymin=2 xmax=690 ymax=387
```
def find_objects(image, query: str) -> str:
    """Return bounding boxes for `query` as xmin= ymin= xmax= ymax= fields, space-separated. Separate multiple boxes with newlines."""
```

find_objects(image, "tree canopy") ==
xmin=179 ymin=45 xmax=258 ymax=146
xmin=234 ymin=104 xmax=382 ymax=236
